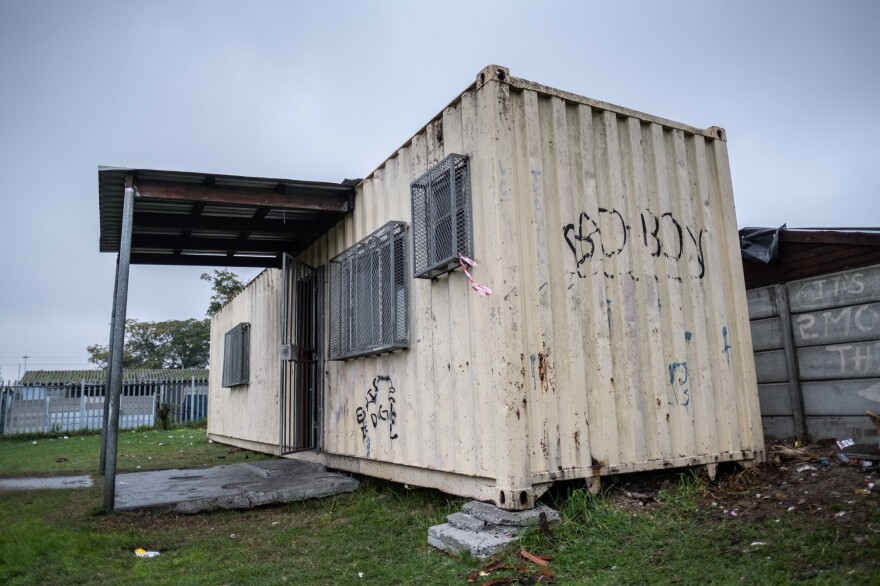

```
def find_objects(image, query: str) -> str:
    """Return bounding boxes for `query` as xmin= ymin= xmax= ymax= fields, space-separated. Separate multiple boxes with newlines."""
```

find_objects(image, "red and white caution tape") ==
xmin=458 ymin=253 xmax=492 ymax=296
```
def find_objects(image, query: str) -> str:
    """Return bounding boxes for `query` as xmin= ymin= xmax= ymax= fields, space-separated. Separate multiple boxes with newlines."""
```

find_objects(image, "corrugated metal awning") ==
xmin=99 ymin=167 xmax=358 ymax=268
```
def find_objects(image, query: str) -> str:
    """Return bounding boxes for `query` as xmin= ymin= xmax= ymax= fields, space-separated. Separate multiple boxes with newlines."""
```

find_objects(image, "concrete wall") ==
xmin=749 ymin=263 xmax=880 ymax=441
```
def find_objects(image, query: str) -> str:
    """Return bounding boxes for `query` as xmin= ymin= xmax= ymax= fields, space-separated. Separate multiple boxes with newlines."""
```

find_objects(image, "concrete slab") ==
xmin=0 ymin=475 xmax=93 ymax=491
xmin=114 ymin=459 xmax=359 ymax=513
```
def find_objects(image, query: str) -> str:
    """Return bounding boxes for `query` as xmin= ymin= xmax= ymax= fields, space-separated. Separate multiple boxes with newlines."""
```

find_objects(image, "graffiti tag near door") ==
xmin=356 ymin=375 xmax=399 ymax=445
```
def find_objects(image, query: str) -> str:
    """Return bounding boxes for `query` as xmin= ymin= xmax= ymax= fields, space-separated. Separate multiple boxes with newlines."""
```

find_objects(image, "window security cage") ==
xmin=410 ymin=153 xmax=473 ymax=279
xmin=222 ymin=323 xmax=250 ymax=387
xmin=329 ymin=221 xmax=409 ymax=360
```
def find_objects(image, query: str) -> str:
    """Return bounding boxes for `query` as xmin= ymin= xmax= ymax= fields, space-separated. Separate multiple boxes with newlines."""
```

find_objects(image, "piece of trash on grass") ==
xmin=229 ymin=533 xmax=237 ymax=539
xmin=357 ymin=572 xmax=363 ymax=579
xmin=750 ymin=542 xmax=766 ymax=547
xmin=31 ymin=441 xmax=37 ymax=445
xmin=478 ymin=560 xmax=510 ymax=576
xmin=862 ymin=461 xmax=874 ymax=468
xmin=836 ymin=511 xmax=846 ymax=518
xmin=520 ymin=549 xmax=552 ymax=566
xmin=134 ymin=548 xmax=160 ymax=558
xmin=838 ymin=452 xmax=851 ymax=463
xmin=796 ymin=464 xmax=817 ymax=473
xmin=837 ymin=438 xmax=855 ymax=450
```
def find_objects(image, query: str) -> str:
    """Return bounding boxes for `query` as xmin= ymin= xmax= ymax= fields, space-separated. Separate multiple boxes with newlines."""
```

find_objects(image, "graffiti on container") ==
xmin=668 ymin=361 xmax=690 ymax=408
xmin=355 ymin=375 xmax=398 ymax=444
xmin=563 ymin=208 xmax=704 ymax=280
xmin=722 ymin=326 xmax=731 ymax=366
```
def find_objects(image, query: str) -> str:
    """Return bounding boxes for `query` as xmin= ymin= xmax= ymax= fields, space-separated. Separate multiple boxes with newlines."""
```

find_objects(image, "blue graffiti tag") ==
xmin=668 ymin=361 xmax=690 ymax=408
xmin=722 ymin=326 xmax=731 ymax=366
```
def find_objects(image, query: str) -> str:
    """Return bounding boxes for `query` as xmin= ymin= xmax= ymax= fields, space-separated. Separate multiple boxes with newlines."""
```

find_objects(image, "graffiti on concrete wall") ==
xmin=563 ymin=208 xmax=705 ymax=281
xmin=356 ymin=375 xmax=398 ymax=448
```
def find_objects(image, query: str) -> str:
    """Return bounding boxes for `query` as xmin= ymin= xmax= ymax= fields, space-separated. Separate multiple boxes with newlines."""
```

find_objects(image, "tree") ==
xmin=87 ymin=318 xmax=210 ymax=369
xmin=201 ymin=269 xmax=246 ymax=316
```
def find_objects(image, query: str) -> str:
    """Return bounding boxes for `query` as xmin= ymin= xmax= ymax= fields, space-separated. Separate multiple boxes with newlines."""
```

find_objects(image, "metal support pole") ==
xmin=100 ymin=258 xmax=120 ymax=473
xmin=103 ymin=175 xmax=135 ymax=511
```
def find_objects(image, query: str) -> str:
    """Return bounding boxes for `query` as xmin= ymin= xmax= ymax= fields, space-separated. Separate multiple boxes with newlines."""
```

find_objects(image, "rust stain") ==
xmin=656 ymin=398 xmax=661 ymax=407
xmin=516 ymin=408 xmax=521 ymax=420
xmin=522 ymin=397 xmax=528 ymax=408
xmin=573 ymin=430 xmax=580 ymax=447
xmin=537 ymin=348 xmax=555 ymax=393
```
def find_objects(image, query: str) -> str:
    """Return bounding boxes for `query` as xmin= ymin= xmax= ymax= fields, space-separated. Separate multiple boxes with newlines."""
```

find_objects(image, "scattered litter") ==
xmin=358 ymin=572 xmax=363 ymax=579
xmin=750 ymin=542 xmax=766 ymax=547
xmin=520 ymin=549 xmax=552 ymax=566
xmin=837 ymin=453 xmax=851 ymax=463
xmin=271 ymin=521 xmax=280 ymax=526
xmin=862 ymin=461 xmax=873 ymax=468
xmin=796 ymin=465 xmax=817 ymax=473
xmin=836 ymin=511 xmax=846 ymax=518
xmin=787 ymin=506 xmax=795 ymax=512
xmin=134 ymin=548 xmax=160 ymax=558
xmin=478 ymin=560 xmax=510 ymax=576
xmin=63 ymin=436 xmax=69 ymax=440
xmin=837 ymin=438 xmax=855 ymax=450
xmin=820 ymin=459 xmax=828 ymax=465
xmin=730 ymin=510 xmax=738 ymax=517
xmin=158 ymin=442 xmax=165 ymax=446
xmin=31 ymin=441 xmax=37 ymax=445
xmin=229 ymin=533 xmax=238 ymax=539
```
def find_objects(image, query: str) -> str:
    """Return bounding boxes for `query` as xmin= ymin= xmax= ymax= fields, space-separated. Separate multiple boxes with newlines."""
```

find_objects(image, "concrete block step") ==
xmin=462 ymin=500 xmax=561 ymax=527
xmin=244 ymin=459 xmax=326 ymax=478
xmin=427 ymin=523 xmax=515 ymax=560
xmin=446 ymin=512 xmax=520 ymax=537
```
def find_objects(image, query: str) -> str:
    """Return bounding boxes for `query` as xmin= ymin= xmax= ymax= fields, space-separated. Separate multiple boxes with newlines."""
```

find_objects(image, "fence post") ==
xmin=190 ymin=376 xmax=195 ymax=422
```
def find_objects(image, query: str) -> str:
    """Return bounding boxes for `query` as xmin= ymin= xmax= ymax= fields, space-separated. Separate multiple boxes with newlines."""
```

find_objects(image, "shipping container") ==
xmin=208 ymin=65 xmax=764 ymax=509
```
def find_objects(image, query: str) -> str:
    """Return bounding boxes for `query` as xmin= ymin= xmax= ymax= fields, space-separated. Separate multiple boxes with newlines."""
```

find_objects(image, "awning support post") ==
xmin=99 ymin=257 xmax=119 ymax=474
xmin=103 ymin=174 xmax=135 ymax=511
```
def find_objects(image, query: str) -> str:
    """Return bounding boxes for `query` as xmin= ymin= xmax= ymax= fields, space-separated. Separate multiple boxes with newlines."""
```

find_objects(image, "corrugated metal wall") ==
xmin=208 ymin=269 xmax=282 ymax=452
xmin=299 ymin=79 xmax=503 ymax=484
xmin=502 ymin=77 xmax=763 ymax=481
xmin=750 ymin=263 xmax=880 ymax=441
xmin=212 ymin=66 xmax=763 ymax=506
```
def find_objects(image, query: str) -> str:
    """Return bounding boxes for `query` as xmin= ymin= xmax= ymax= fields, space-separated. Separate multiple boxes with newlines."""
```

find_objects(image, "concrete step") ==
xmin=446 ymin=512 xmax=519 ymax=537
xmin=462 ymin=500 xmax=561 ymax=527
xmin=427 ymin=523 xmax=515 ymax=560
xmin=244 ymin=459 xmax=326 ymax=478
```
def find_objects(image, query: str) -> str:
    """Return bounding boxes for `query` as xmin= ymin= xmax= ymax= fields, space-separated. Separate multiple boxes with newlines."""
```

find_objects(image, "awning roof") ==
xmin=98 ymin=167 xmax=358 ymax=268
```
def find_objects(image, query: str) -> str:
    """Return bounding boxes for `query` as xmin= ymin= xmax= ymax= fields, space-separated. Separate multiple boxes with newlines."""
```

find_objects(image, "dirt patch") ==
xmin=606 ymin=441 xmax=879 ymax=530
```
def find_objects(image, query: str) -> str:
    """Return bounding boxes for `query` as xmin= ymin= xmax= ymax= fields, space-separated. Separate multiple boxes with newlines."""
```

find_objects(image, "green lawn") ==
xmin=0 ymin=430 xmax=877 ymax=585
xmin=0 ymin=426 xmax=267 ymax=477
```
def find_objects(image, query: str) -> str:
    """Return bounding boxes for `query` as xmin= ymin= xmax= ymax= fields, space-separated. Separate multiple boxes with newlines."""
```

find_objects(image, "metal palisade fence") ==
xmin=0 ymin=375 xmax=208 ymax=435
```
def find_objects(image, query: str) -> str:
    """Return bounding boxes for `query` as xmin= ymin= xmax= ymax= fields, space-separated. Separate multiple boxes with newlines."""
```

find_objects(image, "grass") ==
xmin=0 ymin=432 xmax=877 ymax=585
xmin=0 ymin=425 xmax=268 ymax=477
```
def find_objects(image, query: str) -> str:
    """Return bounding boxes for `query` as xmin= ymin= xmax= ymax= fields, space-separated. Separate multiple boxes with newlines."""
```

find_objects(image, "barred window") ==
xmin=222 ymin=323 xmax=250 ymax=387
xmin=410 ymin=153 xmax=473 ymax=279
xmin=329 ymin=221 xmax=409 ymax=360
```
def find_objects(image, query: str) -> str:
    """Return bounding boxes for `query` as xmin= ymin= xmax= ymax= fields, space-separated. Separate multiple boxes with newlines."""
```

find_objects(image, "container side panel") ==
xmin=508 ymin=87 xmax=762 ymax=478
xmin=208 ymin=269 xmax=281 ymax=453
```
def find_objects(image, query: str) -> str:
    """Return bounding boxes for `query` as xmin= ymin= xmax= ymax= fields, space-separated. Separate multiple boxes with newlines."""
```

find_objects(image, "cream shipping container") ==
xmin=208 ymin=65 xmax=765 ymax=510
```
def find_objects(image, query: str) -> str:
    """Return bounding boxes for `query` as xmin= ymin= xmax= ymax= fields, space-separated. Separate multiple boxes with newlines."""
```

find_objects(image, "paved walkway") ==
xmin=0 ymin=459 xmax=359 ymax=514
xmin=0 ymin=475 xmax=93 ymax=490
xmin=114 ymin=459 xmax=359 ymax=513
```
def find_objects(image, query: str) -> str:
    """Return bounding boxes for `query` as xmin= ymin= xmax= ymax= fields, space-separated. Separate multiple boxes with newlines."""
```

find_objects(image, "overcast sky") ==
xmin=1 ymin=0 xmax=878 ymax=377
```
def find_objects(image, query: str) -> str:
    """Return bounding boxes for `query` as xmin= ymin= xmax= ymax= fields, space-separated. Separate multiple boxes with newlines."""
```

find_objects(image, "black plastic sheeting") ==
xmin=740 ymin=225 xmax=785 ymax=264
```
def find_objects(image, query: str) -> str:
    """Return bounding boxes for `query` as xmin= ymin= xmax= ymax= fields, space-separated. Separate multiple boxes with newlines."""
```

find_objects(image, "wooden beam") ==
xmin=781 ymin=230 xmax=880 ymax=247
xmin=132 ymin=211 xmax=325 ymax=236
xmin=131 ymin=234 xmax=304 ymax=253
xmin=130 ymin=252 xmax=282 ymax=268
xmin=134 ymin=178 xmax=352 ymax=213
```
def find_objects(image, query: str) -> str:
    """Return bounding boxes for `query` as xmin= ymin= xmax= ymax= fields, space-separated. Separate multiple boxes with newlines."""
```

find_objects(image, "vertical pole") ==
xmin=103 ymin=175 xmax=135 ymax=511
xmin=190 ymin=376 xmax=195 ymax=422
xmin=279 ymin=253 xmax=288 ymax=455
xmin=100 ymin=258 xmax=120 ymax=472
xmin=776 ymin=284 xmax=808 ymax=440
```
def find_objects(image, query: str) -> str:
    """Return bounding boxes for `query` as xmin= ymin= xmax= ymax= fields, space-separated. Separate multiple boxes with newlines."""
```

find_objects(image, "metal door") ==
xmin=280 ymin=254 xmax=323 ymax=454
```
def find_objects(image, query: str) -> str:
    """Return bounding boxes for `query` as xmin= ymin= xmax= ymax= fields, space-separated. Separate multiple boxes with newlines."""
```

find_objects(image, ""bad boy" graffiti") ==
xmin=563 ymin=208 xmax=705 ymax=280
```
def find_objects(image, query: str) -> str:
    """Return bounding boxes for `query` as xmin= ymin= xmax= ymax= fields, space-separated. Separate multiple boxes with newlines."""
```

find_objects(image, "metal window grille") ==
xmin=329 ymin=221 xmax=409 ymax=360
xmin=222 ymin=323 xmax=250 ymax=387
xmin=411 ymin=153 xmax=473 ymax=279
